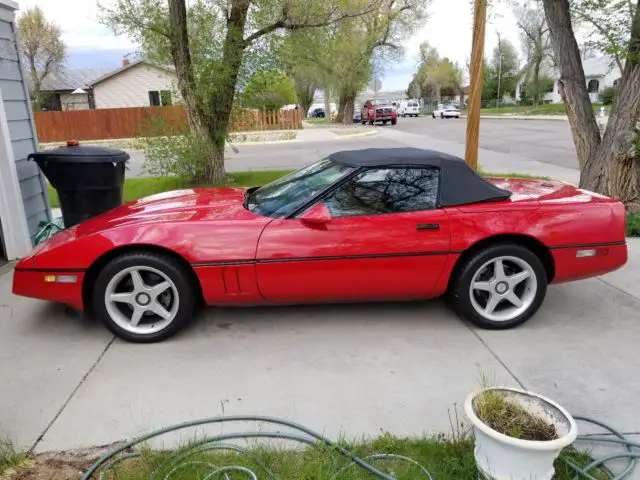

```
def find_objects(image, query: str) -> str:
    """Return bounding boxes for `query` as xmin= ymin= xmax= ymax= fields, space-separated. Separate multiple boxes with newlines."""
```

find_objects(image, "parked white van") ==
xmin=398 ymin=100 xmax=420 ymax=117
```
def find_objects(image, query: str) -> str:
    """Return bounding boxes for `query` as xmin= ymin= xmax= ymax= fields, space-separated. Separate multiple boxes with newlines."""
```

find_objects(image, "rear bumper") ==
xmin=550 ymin=242 xmax=628 ymax=284
xmin=12 ymin=268 xmax=85 ymax=309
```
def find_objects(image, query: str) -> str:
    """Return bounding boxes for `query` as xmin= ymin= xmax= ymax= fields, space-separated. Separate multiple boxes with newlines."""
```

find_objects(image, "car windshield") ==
xmin=245 ymin=158 xmax=355 ymax=218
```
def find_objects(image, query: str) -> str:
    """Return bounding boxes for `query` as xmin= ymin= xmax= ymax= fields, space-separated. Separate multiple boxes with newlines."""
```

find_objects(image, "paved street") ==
xmin=1 ymin=240 xmax=639 ymax=462
xmin=395 ymin=116 xmax=578 ymax=169
xmin=125 ymin=118 xmax=581 ymax=184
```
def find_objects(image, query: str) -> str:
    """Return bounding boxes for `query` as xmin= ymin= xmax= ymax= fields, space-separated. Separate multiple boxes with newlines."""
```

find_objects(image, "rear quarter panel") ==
xmin=446 ymin=192 xmax=627 ymax=284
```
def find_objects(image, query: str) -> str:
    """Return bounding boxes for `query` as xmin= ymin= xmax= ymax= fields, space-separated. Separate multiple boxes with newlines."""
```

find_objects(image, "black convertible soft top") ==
xmin=328 ymin=147 xmax=512 ymax=207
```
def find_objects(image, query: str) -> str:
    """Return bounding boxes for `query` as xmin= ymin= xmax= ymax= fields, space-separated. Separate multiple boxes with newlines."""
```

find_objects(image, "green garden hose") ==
xmin=79 ymin=414 xmax=640 ymax=479
xmin=566 ymin=415 xmax=639 ymax=479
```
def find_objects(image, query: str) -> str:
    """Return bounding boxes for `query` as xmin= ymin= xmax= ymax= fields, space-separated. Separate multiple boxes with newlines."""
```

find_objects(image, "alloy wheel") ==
xmin=104 ymin=266 xmax=180 ymax=335
xmin=469 ymin=256 xmax=537 ymax=322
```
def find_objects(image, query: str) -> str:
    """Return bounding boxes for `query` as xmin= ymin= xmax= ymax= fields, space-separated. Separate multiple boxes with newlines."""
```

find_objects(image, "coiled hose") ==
xmin=80 ymin=414 xmax=640 ymax=479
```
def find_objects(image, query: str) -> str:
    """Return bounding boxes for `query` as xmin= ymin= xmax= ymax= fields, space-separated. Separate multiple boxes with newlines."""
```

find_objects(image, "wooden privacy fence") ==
xmin=34 ymin=105 xmax=303 ymax=142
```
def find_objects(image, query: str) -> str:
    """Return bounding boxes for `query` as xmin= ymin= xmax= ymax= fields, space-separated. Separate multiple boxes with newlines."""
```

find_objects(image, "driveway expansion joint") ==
xmin=596 ymin=276 xmax=640 ymax=301
xmin=464 ymin=321 xmax=526 ymax=390
xmin=29 ymin=336 xmax=116 ymax=453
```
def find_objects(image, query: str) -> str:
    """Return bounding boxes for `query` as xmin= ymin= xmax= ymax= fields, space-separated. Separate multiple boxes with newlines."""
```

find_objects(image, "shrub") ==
xmin=601 ymin=86 xmax=617 ymax=106
xmin=134 ymin=116 xmax=219 ymax=182
xmin=628 ymin=212 xmax=640 ymax=237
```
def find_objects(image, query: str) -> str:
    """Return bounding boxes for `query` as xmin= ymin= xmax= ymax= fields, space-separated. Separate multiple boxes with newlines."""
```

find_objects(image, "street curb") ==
xmin=462 ymin=115 xmax=568 ymax=121
xmin=227 ymin=138 xmax=297 ymax=147
xmin=227 ymin=130 xmax=378 ymax=146
xmin=330 ymin=130 xmax=379 ymax=140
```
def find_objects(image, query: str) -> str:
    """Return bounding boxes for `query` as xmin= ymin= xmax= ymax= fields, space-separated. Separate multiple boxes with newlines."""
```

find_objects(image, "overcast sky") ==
xmin=16 ymin=0 xmax=523 ymax=91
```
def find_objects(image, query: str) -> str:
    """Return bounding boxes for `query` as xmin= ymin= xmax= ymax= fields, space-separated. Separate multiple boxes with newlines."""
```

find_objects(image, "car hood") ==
xmin=70 ymin=187 xmax=263 ymax=236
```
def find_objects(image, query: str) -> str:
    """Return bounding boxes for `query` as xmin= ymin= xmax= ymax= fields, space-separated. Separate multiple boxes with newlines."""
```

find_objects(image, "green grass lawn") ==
xmin=46 ymin=170 xmax=294 ymax=208
xmin=477 ymin=103 xmax=605 ymax=116
xmin=92 ymin=434 xmax=604 ymax=480
xmin=304 ymin=117 xmax=333 ymax=125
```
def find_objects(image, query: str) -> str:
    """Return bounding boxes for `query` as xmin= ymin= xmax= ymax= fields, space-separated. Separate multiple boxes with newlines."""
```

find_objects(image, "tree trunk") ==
xmin=342 ymin=92 xmax=356 ymax=125
xmin=532 ymin=57 xmax=542 ymax=106
xmin=324 ymin=86 xmax=332 ymax=121
xmin=542 ymin=0 xmax=640 ymax=209
xmin=296 ymin=83 xmax=315 ymax=119
xmin=203 ymin=0 xmax=252 ymax=184
xmin=435 ymin=83 xmax=441 ymax=104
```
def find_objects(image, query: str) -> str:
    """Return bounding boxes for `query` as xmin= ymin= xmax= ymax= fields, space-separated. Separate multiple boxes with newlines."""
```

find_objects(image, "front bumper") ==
xmin=13 ymin=268 xmax=85 ymax=309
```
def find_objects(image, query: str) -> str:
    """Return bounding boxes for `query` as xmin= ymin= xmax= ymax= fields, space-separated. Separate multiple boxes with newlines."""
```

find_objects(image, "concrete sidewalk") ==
xmin=1 ymin=239 xmax=639 ymax=462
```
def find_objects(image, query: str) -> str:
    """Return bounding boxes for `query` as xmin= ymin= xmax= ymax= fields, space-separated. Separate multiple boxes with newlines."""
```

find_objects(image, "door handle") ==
xmin=416 ymin=223 xmax=440 ymax=231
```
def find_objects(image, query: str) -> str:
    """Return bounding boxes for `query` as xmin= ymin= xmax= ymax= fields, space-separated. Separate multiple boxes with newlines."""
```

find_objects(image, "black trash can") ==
xmin=29 ymin=141 xmax=130 ymax=228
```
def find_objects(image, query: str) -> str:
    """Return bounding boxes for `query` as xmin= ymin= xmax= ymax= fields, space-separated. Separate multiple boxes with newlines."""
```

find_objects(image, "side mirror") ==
xmin=299 ymin=203 xmax=331 ymax=227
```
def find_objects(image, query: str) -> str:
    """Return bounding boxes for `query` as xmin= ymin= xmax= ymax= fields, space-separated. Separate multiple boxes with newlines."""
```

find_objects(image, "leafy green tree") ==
xmin=242 ymin=70 xmax=296 ymax=111
xmin=512 ymin=0 xmax=554 ymax=106
xmin=484 ymin=37 xmax=519 ymax=104
xmin=101 ymin=0 xmax=377 ymax=183
xmin=16 ymin=6 xmax=66 ymax=111
xmin=570 ymin=0 xmax=633 ymax=73
xmin=280 ymin=0 xmax=426 ymax=124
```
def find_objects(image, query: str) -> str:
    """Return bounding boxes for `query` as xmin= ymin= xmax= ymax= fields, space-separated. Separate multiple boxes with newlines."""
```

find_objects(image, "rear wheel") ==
xmin=448 ymin=244 xmax=547 ymax=330
xmin=391 ymin=118 xmax=397 ymax=125
xmin=92 ymin=252 xmax=197 ymax=343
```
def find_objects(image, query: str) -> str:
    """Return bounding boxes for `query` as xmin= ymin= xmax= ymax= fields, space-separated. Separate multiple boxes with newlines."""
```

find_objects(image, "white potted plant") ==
xmin=464 ymin=386 xmax=578 ymax=480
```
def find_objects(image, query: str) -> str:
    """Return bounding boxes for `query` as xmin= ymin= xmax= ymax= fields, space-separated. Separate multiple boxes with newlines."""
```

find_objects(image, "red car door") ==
xmin=255 ymin=167 xmax=451 ymax=302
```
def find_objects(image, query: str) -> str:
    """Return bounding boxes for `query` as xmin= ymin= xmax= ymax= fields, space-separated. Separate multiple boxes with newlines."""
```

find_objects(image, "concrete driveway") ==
xmin=1 ymin=239 xmax=639 ymax=458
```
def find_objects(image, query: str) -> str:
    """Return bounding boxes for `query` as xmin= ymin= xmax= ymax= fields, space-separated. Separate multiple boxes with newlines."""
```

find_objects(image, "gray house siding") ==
xmin=0 ymin=0 xmax=51 ymax=239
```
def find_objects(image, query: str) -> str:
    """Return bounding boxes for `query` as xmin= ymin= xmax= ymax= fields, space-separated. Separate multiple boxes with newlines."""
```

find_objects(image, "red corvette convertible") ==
xmin=13 ymin=148 xmax=628 ymax=343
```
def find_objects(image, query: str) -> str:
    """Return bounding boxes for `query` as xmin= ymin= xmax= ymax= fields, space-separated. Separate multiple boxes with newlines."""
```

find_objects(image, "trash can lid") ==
xmin=28 ymin=140 xmax=130 ymax=164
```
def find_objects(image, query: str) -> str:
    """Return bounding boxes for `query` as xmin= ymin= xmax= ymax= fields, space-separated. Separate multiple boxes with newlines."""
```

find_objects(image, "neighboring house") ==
xmin=39 ymin=67 xmax=112 ymax=110
xmin=0 ymin=0 xmax=51 ymax=262
xmin=516 ymin=55 xmax=622 ymax=104
xmin=40 ymin=59 xmax=179 ymax=110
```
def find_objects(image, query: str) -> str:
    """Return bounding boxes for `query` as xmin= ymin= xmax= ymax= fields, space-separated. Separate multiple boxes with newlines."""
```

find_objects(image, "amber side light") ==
xmin=66 ymin=139 xmax=80 ymax=147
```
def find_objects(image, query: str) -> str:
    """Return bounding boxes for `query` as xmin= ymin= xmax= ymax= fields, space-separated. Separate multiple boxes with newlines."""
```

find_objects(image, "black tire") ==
xmin=391 ymin=118 xmax=397 ymax=125
xmin=432 ymin=113 xmax=436 ymax=118
xmin=92 ymin=251 xmax=197 ymax=343
xmin=382 ymin=120 xmax=388 ymax=125
xmin=448 ymin=243 xmax=547 ymax=330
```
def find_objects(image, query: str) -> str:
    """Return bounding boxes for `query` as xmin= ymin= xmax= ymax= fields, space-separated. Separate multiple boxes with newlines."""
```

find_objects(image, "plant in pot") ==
xmin=464 ymin=387 xmax=578 ymax=480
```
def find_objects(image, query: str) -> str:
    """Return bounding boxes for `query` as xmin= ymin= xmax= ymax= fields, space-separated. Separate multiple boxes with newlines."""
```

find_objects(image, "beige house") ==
xmin=40 ymin=60 xmax=179 ymax=111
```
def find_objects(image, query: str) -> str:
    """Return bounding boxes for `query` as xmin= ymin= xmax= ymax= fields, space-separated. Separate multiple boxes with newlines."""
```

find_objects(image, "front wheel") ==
xmin=92 ymin=251 xmax=197 ymax=343
xmin=448 ymin=244 xmax=547 ymax=330
xmin=391 ymin=118 xmax=397 ymax=125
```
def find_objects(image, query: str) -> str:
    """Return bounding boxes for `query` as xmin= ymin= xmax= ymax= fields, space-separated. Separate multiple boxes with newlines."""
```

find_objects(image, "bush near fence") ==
xmin=34 ymin=105 xmax=303 ymax=142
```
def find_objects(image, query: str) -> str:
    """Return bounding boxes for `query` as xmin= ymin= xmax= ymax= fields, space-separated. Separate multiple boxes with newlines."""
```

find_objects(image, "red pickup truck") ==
xmin=361 ymin=99 xmax=398 ymax=125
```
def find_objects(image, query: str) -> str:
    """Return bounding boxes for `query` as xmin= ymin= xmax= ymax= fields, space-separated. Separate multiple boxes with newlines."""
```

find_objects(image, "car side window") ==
xmin=323 ymin=167 xmax=440 ymax=217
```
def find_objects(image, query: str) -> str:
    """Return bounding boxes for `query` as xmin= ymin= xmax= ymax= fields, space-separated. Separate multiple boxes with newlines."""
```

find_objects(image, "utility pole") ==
xmin=464 ymin=0 xmax=487 ymax=171
xmin=496 ymin=32 xmax=502 ymax=109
